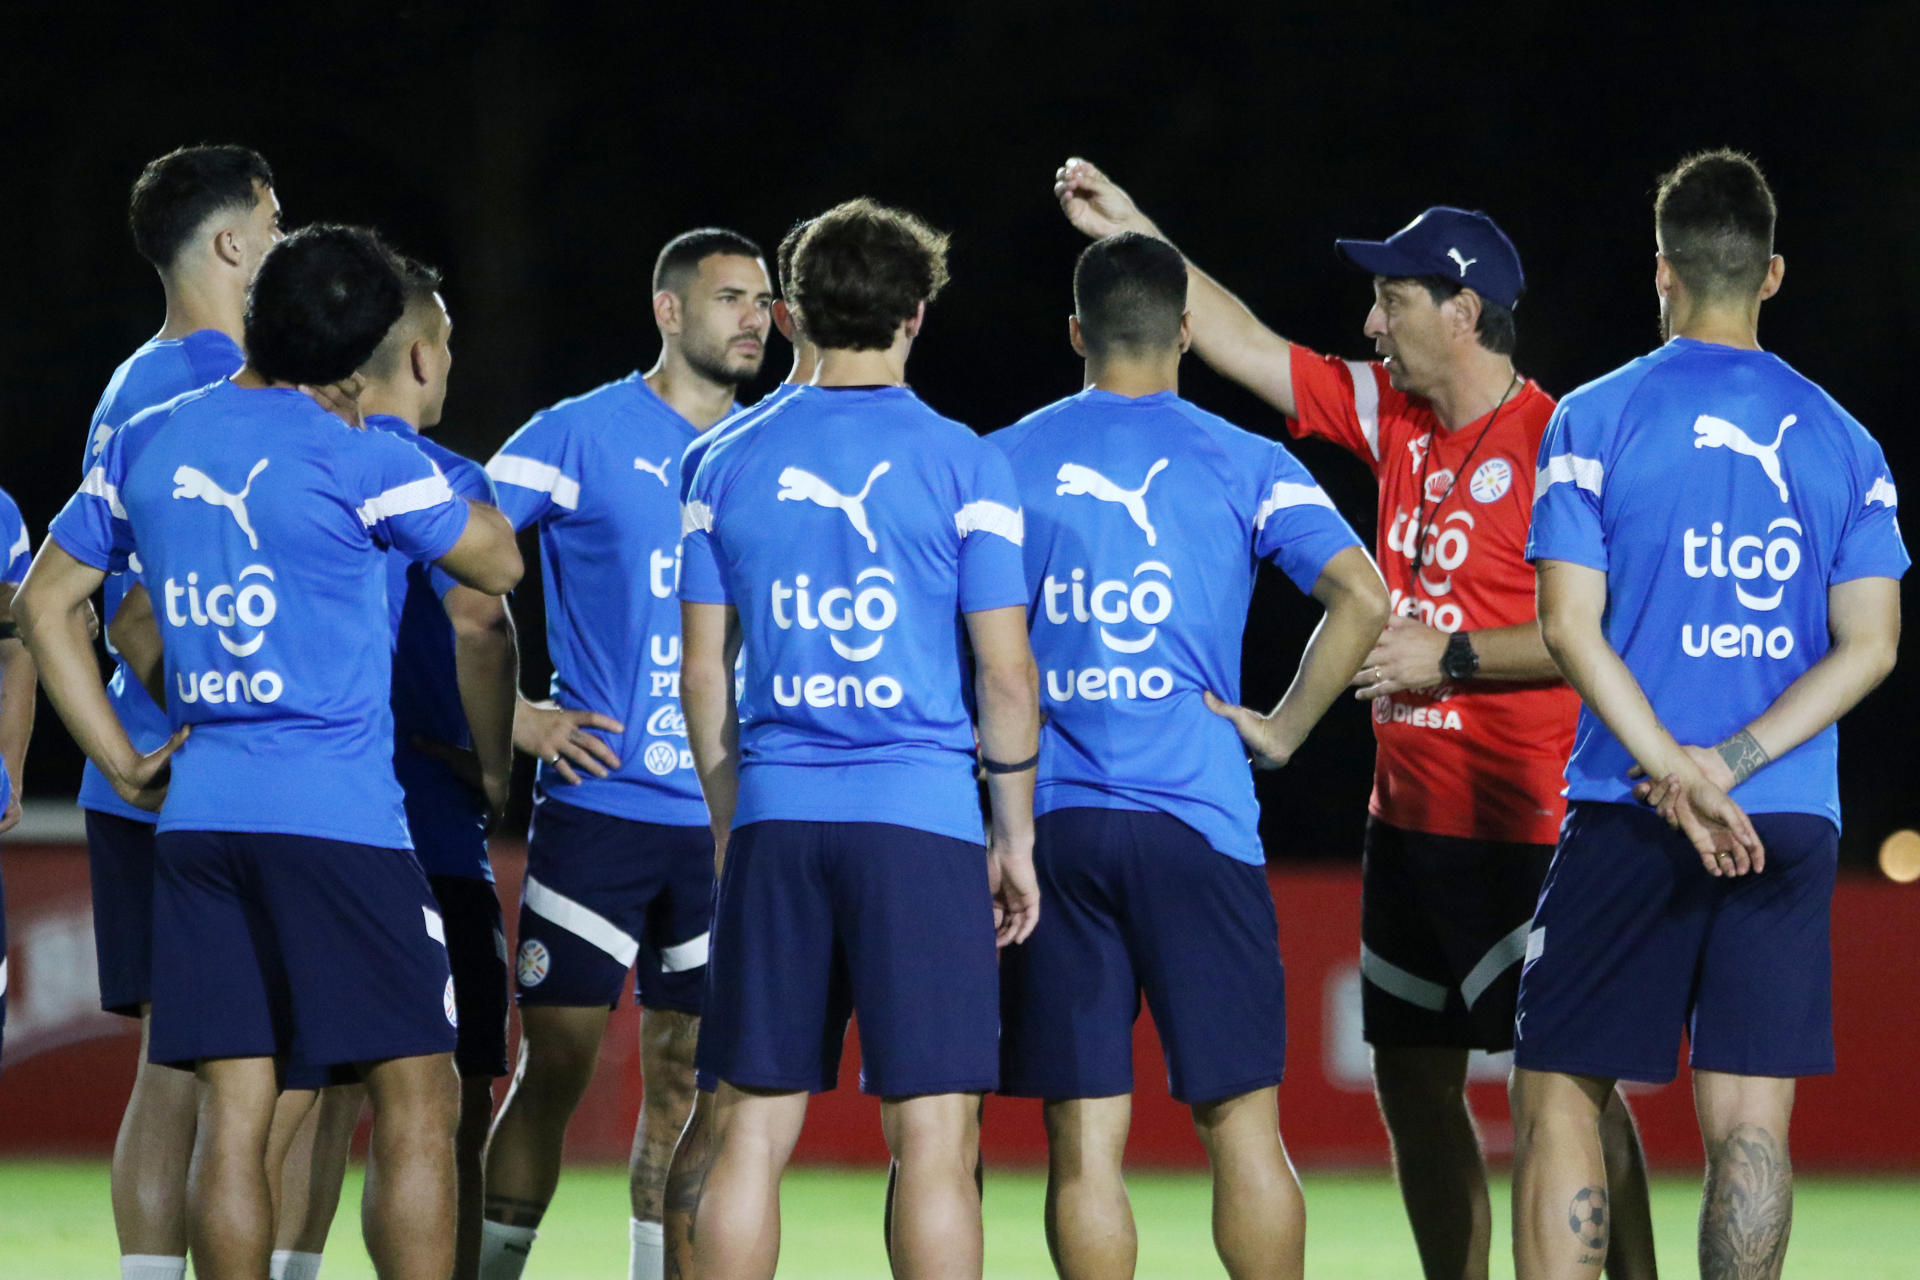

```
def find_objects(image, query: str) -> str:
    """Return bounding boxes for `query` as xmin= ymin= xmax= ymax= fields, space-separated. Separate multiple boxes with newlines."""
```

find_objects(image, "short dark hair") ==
xmin=395 ymin=253 xmax=443 ymax=307
xmin=128 ymin=145 xmax=274 ymax=269
xmin=362 ymin=254 xmax=446 ymax=378
xmin=790 ymin=199 xmax=950 ymax=352
xmin=652 ymin=227 xmax=763 ymax=295
xmin=1655 ymin=149 xmax=1776 ymax=303
xmin=1074 ymin=232 xmax=1188 ymax=358
xmin=1410 ymin=276 xmax=1518 ymax=356
xmin=775 ymin=218 xmax=810 ymax=296
xmin=244 ymin=225 xmax=405 ymax=385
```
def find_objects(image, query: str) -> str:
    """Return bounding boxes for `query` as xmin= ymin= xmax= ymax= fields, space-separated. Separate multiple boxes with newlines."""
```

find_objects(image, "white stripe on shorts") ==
xmin=1459 ymin=920 xmax=1532 ymax=1009
xmin=1360 ymin=943 xmax=1448 ymax=1012
xmin=658 ymin=932 xmax=710 ymax=974
xmin=523 ymin=874 xmax=640 ymax=968
xmin=422 ymin=906 xmax=446 ymax=946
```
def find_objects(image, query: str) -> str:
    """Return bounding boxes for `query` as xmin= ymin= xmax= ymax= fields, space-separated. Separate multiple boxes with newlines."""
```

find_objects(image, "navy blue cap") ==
xmin=1336 ymin=207 xmax=1526 ymax=310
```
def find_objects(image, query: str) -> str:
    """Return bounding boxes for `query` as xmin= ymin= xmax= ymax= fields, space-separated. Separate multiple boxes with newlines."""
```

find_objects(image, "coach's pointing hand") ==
xmin=1055 ymin=158 xmax=1162 ymax=242
xmin=513 ymin=697 xmax=623 ymax=784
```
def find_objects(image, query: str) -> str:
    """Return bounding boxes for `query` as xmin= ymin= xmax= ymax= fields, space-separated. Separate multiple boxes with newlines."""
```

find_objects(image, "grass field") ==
xmin=6 ymin=1160 xmax=1916 ymax=1277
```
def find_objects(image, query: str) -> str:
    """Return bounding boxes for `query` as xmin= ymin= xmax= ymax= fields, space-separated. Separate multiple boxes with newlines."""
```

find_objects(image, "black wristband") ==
xmin=981 ymin=752 xmax=1039 ymax=775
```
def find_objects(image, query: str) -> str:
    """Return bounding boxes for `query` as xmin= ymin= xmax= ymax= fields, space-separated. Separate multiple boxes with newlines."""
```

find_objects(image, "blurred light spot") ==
xmin=1879 ymin=830 xmax=1920 ymax=884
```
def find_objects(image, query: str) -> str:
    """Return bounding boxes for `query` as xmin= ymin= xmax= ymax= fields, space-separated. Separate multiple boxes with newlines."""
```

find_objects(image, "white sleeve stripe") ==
xmin=358 ymin=471 xmax=456 ymax=527
xmin=80 ymin=465 xmax=128 ymax=519
xmin=486 ymin=454 xmax=581 ymax=510
xmin=1866 ymin=476 xmax=1898 ymax=509
xmin=7 ymin=524 xmax=28 ymax=565
xmin=681 ymin=499 xmax=715 ymax=537
xmin=1342 ymin=360 xmax=1382 ymax=461
xmin=1254 ymin=480 xmax=1337 ymax=529
xmin=954 ymin=500 xmax=1024 ymax=546
xmin=1536 ymin=453 xmax=1604 ymax=497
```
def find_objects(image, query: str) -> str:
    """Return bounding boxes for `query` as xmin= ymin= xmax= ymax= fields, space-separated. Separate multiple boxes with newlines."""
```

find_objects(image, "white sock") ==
xmin=630 ymin=1218 xmax=665 ymax=1280
xmin=478 ymin=1220 xmax=539 ymax=1280
xmin=270 ymin=1249 xmax=326 ymax=1280
xmin=120 ymin=1258 xmax=187 ymax=1280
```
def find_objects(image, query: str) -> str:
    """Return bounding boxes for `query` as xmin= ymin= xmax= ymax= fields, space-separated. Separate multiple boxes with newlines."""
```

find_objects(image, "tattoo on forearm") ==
xmin=1568 ymin=1184 xmax=1609 ymax=1268
xmin=1700 ymin=1124 xmax=1793 ymax=1280
xmin=1716 ymin=729 xmax=1771 ymax=786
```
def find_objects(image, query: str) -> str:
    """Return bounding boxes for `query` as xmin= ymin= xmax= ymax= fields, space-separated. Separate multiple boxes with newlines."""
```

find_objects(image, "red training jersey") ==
xmin=1288 ymin=344 xmax=1577 ymax=846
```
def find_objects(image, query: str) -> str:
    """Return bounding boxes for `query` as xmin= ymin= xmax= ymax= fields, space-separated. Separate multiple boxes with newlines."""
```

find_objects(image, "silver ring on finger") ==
xmin=547 ymin=753 xmax=561 ymax=765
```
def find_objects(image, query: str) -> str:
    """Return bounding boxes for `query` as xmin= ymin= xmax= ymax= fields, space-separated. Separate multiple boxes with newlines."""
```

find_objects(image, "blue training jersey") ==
xmin=679 ymin=384 xmax=1030 ymax=844
xmin=81 ymin=329 xmax=245 ymax=822
xmin=50 ymin=379 xmax=472 ymax=848
xmin=373 ymin=415 xmax=498 ymax=880
xmin=487 ymin=373 xmax=718 ymax=826
xmin=1528 ymin=337 xmax=1909 ymax=827
xmin=0 ymin=485 xmax=29 ymax=816
xmin=992 ymin=389 xmax=1365 ymax=864
xmin=681 ymin=381 xmax=802 ymax=496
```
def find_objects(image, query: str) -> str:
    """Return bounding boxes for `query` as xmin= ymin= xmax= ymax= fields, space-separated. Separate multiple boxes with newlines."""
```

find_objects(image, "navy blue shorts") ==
xmin=86 ymin=810 xmax=160 ymax=1016
xmin=149 ymin=831 xmax=457 ymax=1072
xmin=514 ymin=799 xmax=711 ymax=1014
xmin=1361 ymin=817 xmax=1553 ymax=1051
xmin=696 ymin=821 xmax=999 ymax=1098
xmin=999 ymin=808 xmax=1287 ymax=1106
xmin=1515 ymin=801 xmax=1838 ymax=1084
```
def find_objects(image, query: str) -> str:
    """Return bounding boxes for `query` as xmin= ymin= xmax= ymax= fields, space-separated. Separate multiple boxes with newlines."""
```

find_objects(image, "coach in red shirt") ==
xmin=1054 ymin=159 xmax=1655 ymax=1280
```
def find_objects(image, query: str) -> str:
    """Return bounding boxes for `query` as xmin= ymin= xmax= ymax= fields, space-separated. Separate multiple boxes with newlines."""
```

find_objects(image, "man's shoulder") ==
xmin=1554 ymin=347 xmax=1681 ymax=424
xmin=410 ymin=433 xmax=491 ymax=500
xmin=520 ymin=373 xmax=643 ymax=439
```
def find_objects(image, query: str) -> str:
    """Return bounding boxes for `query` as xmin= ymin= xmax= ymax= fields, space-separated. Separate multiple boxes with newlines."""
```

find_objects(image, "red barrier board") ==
xmin=3 ymin=843 xmax=1916 ymax=1170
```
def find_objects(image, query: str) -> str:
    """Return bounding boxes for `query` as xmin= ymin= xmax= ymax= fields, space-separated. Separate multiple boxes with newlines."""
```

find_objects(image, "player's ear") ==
xmin=409 ymin=338 xmax=431 ymax=388
xmin=902 ymin=299 xmax=926 ymax=342
xmin=1068 ymin=315 xmax=1086 ymax=357
xmin=653 ymin=289 xmax=682 ymax=336
xmin=1451 ymin=289 xmax=1482 ymax=342
xmin=1758 ymin=254 xmax=1785 ymax=302
xmin=1654 ymin=253 xmax=1676 ymax=300
xmin=212 ymin=225 xmax=245 ymax=269
xmin=1177 ymin=310 xmax=1193 ymax=354
xmin=771 ymin=298 xmax=797 ymax=342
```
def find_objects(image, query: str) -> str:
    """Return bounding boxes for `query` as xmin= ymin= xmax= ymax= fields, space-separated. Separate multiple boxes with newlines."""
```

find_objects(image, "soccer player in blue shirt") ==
xmin=0 ymin=486 xmax=39 ymax=1066
xmin=479 ymin=229 xmax=772 ymax=1280
xmin=18 ymin=225 xmax=523 ymax=1280
xmin=264 ymin=258 xmax=521 ymax=1280
xmin=1514 ymin=151 xmax=1906 ymax=1279
xmin=81 ymin=145 xmax=280 ymax=1280
xmin=993 ymin=232 xmax=1386 ymax=1280
xmin=661 ymin=215 xmax=815 ymax=1278
xmin=679 ymin=197 xmax=1040 ymax=1280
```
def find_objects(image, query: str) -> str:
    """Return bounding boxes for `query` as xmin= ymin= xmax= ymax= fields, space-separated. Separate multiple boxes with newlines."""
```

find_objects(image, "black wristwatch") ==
xmin=1441 ymin=630 xmax=1479 ymax=682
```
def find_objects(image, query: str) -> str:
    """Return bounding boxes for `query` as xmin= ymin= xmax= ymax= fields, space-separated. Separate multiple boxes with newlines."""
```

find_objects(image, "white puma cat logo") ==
xmin=1447 ymin=247 xmax=1477 ymax=277
xmin=172 ymin=458 xmax=270 ymax=549
xmin=1692 ymin=413 xmax=1796 ymax=502
xmin=633 ymin=456 xmax=670 ymax=486
xmin=1055 ymin=459 xmax=1169 ymax=546
xmin=776 ymin=462 xmax=891 ymax=552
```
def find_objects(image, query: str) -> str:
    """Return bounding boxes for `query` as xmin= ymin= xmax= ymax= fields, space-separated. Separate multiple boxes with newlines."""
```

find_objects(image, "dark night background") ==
xmin=2 ymin=4 xmax=1914 ymax=866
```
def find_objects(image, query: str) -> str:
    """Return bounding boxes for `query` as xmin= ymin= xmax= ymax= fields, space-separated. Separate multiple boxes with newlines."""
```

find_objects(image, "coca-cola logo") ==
xmin=645 ymin=706 xmax=687 ymax=737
